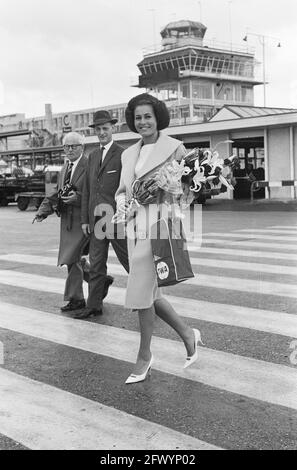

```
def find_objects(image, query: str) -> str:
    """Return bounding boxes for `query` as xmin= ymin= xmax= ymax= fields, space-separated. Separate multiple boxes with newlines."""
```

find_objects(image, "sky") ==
xmin=0 ymin=0 xmax=296 ymax=118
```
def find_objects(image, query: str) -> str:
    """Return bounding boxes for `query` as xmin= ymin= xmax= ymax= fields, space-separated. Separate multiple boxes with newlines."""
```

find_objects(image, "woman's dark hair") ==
xmin=125 ymin=93 xmax=170 ymax=133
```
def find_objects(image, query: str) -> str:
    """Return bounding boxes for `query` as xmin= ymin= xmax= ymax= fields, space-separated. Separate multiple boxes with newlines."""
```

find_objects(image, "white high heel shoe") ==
xmin=183 ymin=329 xmax=204 ymax=369
xmin=125 ymin=355 xmax=154 ymax=384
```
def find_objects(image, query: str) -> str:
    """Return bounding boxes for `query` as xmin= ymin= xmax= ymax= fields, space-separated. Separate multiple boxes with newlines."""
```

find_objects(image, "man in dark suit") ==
xmin=34 ymin=132 xmax=89 ymax=312
xmin=77 ymin=110 xmax=129 ymax=318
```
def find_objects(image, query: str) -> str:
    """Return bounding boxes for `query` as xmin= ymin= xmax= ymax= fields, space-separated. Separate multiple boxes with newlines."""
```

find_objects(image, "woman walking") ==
xmin=115 ymin=93 xmax=203 ymax=384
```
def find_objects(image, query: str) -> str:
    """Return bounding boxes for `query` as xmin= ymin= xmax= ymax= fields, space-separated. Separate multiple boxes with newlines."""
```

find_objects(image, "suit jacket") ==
xmin=37 ymin=155 xmax=88 ymax=265
xmin=81 ymin=141 xmax=124 ymax=232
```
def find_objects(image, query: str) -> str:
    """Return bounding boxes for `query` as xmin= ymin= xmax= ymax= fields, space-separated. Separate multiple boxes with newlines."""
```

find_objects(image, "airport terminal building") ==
xmin=1 ymin=20 xmax=297 ymax=199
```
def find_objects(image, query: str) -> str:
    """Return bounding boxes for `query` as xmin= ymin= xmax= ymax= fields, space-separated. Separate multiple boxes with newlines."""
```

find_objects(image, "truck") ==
xmin=0 ymin=174 xmax=29 ymax=207
xmin=14 ymin=165 xmax=62 ymax=210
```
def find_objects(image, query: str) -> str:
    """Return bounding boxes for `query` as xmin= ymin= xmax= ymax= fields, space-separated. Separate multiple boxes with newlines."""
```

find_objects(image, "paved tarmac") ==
xmin=0 ymin=201 xmax=296 ymax=450
xmin=204 ymin=197 xmax=297 ymax=211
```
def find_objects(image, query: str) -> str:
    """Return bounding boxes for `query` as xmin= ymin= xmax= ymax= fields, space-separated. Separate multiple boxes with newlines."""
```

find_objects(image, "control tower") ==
xmin=134 ymin=20 xmax=262 ymax=124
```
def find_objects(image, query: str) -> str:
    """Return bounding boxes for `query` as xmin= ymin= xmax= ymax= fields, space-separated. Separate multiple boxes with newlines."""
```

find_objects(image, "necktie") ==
xmin=97 ymin=146 xmax=105 ymax=173
xmin=64 ymin=162 xmax=74 ymax=185
xmin=100 ymin=146 xmax=105 ymax=164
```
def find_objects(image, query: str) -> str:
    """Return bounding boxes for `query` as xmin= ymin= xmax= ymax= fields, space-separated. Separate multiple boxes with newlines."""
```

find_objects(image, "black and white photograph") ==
xmin=0 ymin=0 xmax=296 ymax=454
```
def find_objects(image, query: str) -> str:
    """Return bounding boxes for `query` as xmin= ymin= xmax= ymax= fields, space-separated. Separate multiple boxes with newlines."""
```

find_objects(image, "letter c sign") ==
xmin=63 ymin=114 xmax=70 ymax=127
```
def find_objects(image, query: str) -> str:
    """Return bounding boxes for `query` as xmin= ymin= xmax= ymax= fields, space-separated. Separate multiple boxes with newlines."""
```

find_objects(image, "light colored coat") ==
xmin=116 ymin=132 xmax=186 ymax=309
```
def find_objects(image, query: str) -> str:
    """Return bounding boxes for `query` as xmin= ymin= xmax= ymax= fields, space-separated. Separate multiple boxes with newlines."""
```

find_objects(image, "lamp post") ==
xmin=228 ymin=1 xmax=233 ymax=50
xmin=243 ymin=31 xmax=281 ymax=107
xmin=148 ymin=8 xmax=157 ymax=49
xmin=198 ymin=1 xmax=203 ymax=21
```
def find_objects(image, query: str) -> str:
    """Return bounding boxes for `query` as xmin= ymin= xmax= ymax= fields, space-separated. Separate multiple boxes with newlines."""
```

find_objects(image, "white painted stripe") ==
xmin=0 ymin=368 xmax=218 ymax=450
xmin=191 ymin=239 xmax=297 ymax=252
xmin=49 ymin=244 xmax=297 ymax=261
xmin=270 ymin=226 xmax=297 ymax=229
xmin=0 ymin=270 xmax=296 ymax=337
xmin=188 ymin=273 xmax=297 ymax=298
xmin=3 ymin=252 xmax=297 ymax=277
xmin=166 ymin=295 xmax=297 ymax=338
xmin=106 ymin=263 xmax=297 ymax=299
xmin=108 ymin=247 xmax=297 ymax=266
xmin=107 ymin=264 xmax=297 ymax=298
xmin=0 ymin=302 xmax=296 ymax=411
xmin=234 ymin=229 xmax=297 ymax=235
xmin=109 ymin=252 xmax=297 ymax=276
xmin=204 ymin=232 xmax=297 ymax=242
xmin=1 ymin=255 xmax=297 ymax=298
xmin=192 ymin=246 xmax=297 ymax=261
xmin=189 ymin=257 xmax=297 ymax=276
xmin=48 ymin=246 xmax=297 ymax=261
xmin=269 ymin=182 xmax=282 ymax=187
xmin=0 ymin=254 xmax=61 ymax=267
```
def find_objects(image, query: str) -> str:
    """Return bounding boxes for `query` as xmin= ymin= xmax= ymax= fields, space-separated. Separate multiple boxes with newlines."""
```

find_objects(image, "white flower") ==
xmin=190 ymin=166 xmax=206 ymax=192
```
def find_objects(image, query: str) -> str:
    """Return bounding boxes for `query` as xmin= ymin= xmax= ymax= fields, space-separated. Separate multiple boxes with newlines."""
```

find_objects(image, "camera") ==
xmin=58 ymin=183 xmax=77 ymax=198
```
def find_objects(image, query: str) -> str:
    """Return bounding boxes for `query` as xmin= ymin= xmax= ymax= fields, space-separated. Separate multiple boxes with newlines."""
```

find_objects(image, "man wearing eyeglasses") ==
xmin=34 ymin=132 xmax=89 ymax=313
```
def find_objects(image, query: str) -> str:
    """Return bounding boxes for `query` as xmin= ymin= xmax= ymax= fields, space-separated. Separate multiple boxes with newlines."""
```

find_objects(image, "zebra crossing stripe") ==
xmin=234 ymin=229 xmax=297 ymax=235
xmin=0 ymin=269 xmax=296 ymax=337
xmin=190 ymin=239 xmax=297 ymax=252
xmin=107 ymin=252 xmax=297 ymax=276
xmin=48 ymin=246 xmax=297 ymax=261
xmin=203 ymin=233 xmax=297 ymax=242
xmin=192 ymin=246 xmax=297 ymax=261
xmin=2 ymin=252 xmax=297 ymax=277
xmin=2 ymin=253 xmax=297 ymax=297
xmin=0 ymin=368 xmax=219 ymax=450
xmin=187 ymin=272 xmax=297 ymax=298
xmin=269 ymin=226 xmax=297 ymax=230
xmin=105 ymin=264 xmax=297 ymax=299
xmin=179 ymin=257 xmax=297 ymax=276
xmin=167 ymin=295 xmax=297 ymax=337
xmin=0 ymin=301 xmax=296 ymax=411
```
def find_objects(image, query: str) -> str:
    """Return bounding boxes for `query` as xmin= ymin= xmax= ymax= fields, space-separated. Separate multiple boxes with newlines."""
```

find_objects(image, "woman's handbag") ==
xmin=150 ymin=215 xmax=194 ymax=287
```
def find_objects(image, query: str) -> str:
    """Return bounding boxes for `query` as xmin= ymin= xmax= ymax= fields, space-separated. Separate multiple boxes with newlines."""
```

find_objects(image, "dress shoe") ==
xmin=183 ymin=328 xmax=204 ymax=369
xmin=125 ymin=355 xmax=154 ymax=384
xmin=74 ymin=307 xmax=103 ymax=319
xmin=60 ymin=299 xmax=86 ymax=312
xmin=102 ymin=275 xmax=114 ymax=299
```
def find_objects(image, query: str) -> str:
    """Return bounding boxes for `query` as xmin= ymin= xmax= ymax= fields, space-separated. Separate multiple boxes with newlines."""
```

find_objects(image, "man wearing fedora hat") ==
xmin=77 ymin=110 xmax=129 ymax=318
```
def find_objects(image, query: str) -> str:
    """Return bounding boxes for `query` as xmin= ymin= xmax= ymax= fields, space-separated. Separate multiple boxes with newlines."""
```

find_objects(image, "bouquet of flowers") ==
xmin=130 ymin=159 xmax=186 ymax=205
xmin=132 ymin=144 xmax=239 ymax=200
xmin=112 ymin=144 xmax=239 ymax=222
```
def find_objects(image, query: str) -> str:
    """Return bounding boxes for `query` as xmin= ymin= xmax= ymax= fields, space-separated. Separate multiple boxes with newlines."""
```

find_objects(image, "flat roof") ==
xmin=167 ymin=110 xmax=297 ymax=136
xmin=93 ymin=110 xmax=297 ymax=144
xmin=0 ymin=145 xmax=63 ymax=156
xmin=0 ymin=129 xmax=31 ymax=138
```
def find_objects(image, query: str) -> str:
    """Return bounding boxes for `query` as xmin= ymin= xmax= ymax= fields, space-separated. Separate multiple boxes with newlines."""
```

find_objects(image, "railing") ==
xmin=250 ymin=180 xmax=297 ymax=202
xmin=143 ymin=39 xmax=255 ymax=56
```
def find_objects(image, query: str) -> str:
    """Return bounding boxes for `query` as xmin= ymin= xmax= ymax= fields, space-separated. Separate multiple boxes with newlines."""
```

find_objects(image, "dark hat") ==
xmin=89 ymin=110 xmax=118 ymax=128
xmin=125 ymin=93 xmax=170 ymax=134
